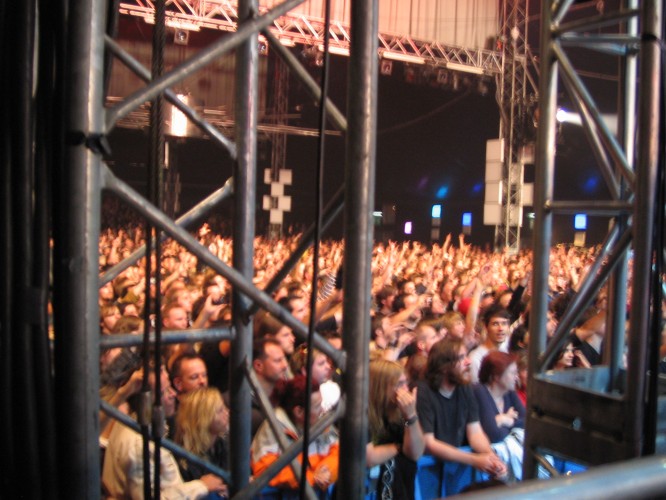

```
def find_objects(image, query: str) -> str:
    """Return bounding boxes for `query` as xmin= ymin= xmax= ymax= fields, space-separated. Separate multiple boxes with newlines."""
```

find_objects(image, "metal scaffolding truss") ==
xmin=45 ymin=0 xmax=378 ymax=498
xmin=524 ymin=0 xmax=662 ymax=478
xmin=119 ymin=0 xmax=509 ymax=74
xmin=495 ymin=0 xmax=534 ymax=251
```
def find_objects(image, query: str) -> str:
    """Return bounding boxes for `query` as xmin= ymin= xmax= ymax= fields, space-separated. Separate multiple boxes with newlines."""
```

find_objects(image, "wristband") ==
xmin=403 ymin=414 xmax=418 ymax=427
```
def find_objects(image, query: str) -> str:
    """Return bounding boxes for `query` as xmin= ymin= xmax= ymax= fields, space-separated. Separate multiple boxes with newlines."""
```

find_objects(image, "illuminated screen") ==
xmin=574 ymin=214 xmax=587 ymax=230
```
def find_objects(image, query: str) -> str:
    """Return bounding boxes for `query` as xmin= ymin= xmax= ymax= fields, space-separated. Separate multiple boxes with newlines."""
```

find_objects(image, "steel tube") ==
xmin=460 ymin=455 xmax=666 ymax=500
xmin=99 ymin=327 xmax=233 ymax=349
xmin=54 ymin=0 xmax=107 ymax=495
xmin=554 ymin=8 xmax=640 ymax=35
xmin=229 ymin=0 xmax=259 ymax=492
xmin=606 ymin=0 xmax=638 ymax=393
xmin=337 ymin=0 xmax=378 ymax=497
xmin=524 ymin=0 xmax=558 ymax=478
xmin=625 ymin=0 xmax=661 ymax=455
xmin=546 ymin=200 xmax=633 ymax=214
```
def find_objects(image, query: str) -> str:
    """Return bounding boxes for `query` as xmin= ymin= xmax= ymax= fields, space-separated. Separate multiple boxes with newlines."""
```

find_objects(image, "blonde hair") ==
xmin=175 ymin=387 xmax=225 ymax=457
xmin=368 ymin=359 xmax=404 ymax=442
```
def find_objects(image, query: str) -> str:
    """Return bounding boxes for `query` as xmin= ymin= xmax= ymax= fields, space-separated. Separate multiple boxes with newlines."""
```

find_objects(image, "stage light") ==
xmin=431 ymin=205 xmax=442 ymax=218
xmin=446 ymin=62 xmax=484 ymax=75
xmin=462 ymin=212 xmax=472 ymax=227
xmin=436 ymin=186 xmax=449 ymax=199
xmin=404 ymin=221 xmax=413 ymax=235
xmin=319 ymin=45 xmax=350 ymax=56
xmin=382 ymin=52 xmax=426 ymax=65
xmin=170 ymin=94 xmax=189 ymax=137
xmin=174 ymin=29 xmax=189 ymax=45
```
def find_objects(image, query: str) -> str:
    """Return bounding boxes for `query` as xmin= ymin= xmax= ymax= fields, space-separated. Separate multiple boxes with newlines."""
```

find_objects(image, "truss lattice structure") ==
xmin=119 ymin=0 xmax=507 ymax=73
xmin=525 ymin=0 xmax=663 ymax=477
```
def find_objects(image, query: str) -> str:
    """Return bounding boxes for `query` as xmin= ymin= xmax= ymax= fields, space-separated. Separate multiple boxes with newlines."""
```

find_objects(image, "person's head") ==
xmin=277 ymin=374 xmax=321 ymax=428
xmin=375 ymin=285 xmax=397 ymax=312
xmin=496 ymin=289 xmax=513 ymax=309
xmin=442 ymin=311 xmax=465 ymax=340
xmin=119 ymin=302 xmax=140 ymax=317
xmin=170 ymin=288 xmax=193 ymax=314
xmin=99 ymin=282 xmax=115 ymax=303
xmin=171 ymin=354 xmax=209 ymax=394
xmin=400 ymin=280 xmax=416 ymax=296
xmin=546 ymin=309 xmax=558 ymax=338
xmin=551 ymin=342 xmax=575 ymax=370
xmin=516 ymin=354 xmax=528 ymax=391
xmin=100 ymin=304 xmax=121 ymax=333
xmin=368 ymin=359 xmax=406 ymax=437
xmin=162 ymin=303 xmax=189 ymax=330
xmin=128 ymin=365 xmax=177 ymax=418
xmin=323 ymin=330 xmax=342 ymax=351
xmin=483 ymin=305 xmax=511 ymax=347
xmin=256 ymin=315 xmax=296 ymax=355
xmin=478 ymin=351 xmax=518 ymax=393
xmin=425 ymin=338 xmax=471 ymax=390
xmin=279 ymin=294 xmax=308 ymax=323
xmin=111 ymin=315 xmax=143 ymax=335
xmin=509 ymin=325 xmax=528 ymax=354
xmin=290 ymin=345 xmax=332 ymax=385
xmin=414 ymin=323 xmax=441 ymax=355
xmin=204 ymin=278 xmax=224 ymax=304
xmin=253 ymin=338 xmax=289 ymax=386
xmin=175 ymin=387 xmax=229 ymax=457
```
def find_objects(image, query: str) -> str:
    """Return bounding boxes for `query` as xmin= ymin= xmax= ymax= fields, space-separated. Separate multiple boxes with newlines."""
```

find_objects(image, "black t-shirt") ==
xmin=416 ymin=381 xmax=480 ymax=447
xmin=372 ymin=420 xmax=417 ymax=500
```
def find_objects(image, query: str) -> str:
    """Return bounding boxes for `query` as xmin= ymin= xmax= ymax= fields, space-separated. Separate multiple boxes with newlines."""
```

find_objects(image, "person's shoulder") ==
xmin=457 ymin=384 xmax=476 ymax=400
xmin=471 ymin=383 xmax=487 ymax=398
xmin=415 ymin=379 xmax=434 ymax=395
xmin=468 ymin=344 xmax=487 ymax=358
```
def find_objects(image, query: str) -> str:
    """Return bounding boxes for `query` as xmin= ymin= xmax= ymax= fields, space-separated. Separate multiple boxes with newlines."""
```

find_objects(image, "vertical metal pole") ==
xmin=606 ymin=0 xmax=637 ymax=391
xmin=625 ymin=0 xmax=661 ymax=456
xmin=524 ymin=0 xmax=558 ymax=480
xmin=337 ymin=0 xmax=378 ymax=497
xmin=54 ymin=0 xmax=106 ymax=496
xmin=229 ymin=0 xmax=258 ymax=492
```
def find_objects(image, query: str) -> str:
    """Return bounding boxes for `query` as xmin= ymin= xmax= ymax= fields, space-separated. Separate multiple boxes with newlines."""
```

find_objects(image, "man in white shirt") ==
xmin=468 ymin=305 xmax=511 ymax=384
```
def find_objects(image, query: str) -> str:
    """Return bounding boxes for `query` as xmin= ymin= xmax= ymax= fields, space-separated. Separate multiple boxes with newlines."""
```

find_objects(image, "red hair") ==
xmin=478 ymin=351 xmax=516 ymax=384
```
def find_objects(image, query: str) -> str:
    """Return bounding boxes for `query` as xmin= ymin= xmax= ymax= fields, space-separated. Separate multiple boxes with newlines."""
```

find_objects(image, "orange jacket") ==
xmin=251 ymin=408 xmax=339 ymax=490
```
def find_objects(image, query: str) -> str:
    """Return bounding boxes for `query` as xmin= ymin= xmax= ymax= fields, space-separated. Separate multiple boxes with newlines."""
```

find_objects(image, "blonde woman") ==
xmin=175 ymin=387 xmax=230 ymax=491
xmin=367 ymin=359 xmax=425 ymax=499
